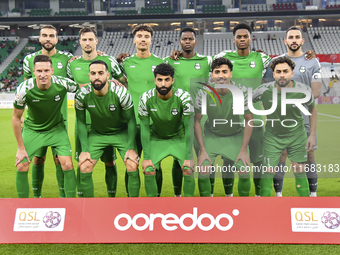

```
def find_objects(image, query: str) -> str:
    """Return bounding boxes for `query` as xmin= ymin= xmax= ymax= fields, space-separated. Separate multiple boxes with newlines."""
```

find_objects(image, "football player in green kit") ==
xmin=252 ymin=56 xmax=317 ymax=197
xmin=214 ymin=23 xmax=272 ymax=197
xmin=139 ymin=63 xmax=194 ymax=197
xmin=13 ymin=55 xmax=78 ymax=198
xmin=75 ymin=60 xmax=139 ymax=197
xmin=67 ymin=26 xmax=126 ymax=197
xmin=23 ymin=25 xmax=73 ymax=198
xmin=120 ymin=24 xmax=164 ymax=196
xmin=194 ymin=57 xmax=253 ymax=197
xmin=164 ymin=27 xmax=212 ymax=197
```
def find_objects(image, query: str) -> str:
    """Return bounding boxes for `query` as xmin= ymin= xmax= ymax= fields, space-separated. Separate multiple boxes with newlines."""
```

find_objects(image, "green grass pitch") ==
xmin=0 ymin=105 xmax=339 ymax=252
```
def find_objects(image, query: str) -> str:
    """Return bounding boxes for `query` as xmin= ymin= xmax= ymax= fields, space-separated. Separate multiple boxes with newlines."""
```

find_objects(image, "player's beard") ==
xmin=156 ymin=85 xmax=172 ymax=96
xmin=276 ymin=78 xmax=291 ymax=87
xmin=91 ymin=80 xmax=106 ymax=91
xmin=41 ymin=43 xmax=55 ymax=52
xmin=287 ymin=43 xmax=301 ymax=52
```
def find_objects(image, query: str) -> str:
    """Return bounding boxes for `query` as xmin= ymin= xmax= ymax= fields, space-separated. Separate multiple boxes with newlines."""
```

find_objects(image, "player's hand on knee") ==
xmin=170 ymin=50 xmax=182 ymax=60
xmin=142 ymin=159 xmax=154 ymax=174
xmin=116 ymin=53 xmax=131 ymax=63
xmin=78 ymin=152 xmax=93 ymax=167
xmin=235 ymin=149 xmax=250 ymax=168
xmin=305 ymin=135 xmax=316 ymax=152
xmin=15 ymin=149 xmax=30 ymax=167
xmin=305 ymin=50 xmax=316 ymax=60
xmin=182 ymin=160 xmax=193 ymax=174
xmin=197 ymin=150 xmax=212 ymax=166
xmin=124 ymin=149 xmax=139 ymax=165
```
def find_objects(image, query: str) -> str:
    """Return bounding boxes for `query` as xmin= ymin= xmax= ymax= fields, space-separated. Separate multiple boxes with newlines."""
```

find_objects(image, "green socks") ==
xmin=16 ymin=171 xmax=30 ymax=198
xmin=223 ymin=177 xmax=234 ymax=196
xmin=183 ymin=175 xmax=195 ymax=197
xmin=238 ymin=174 xmax=251 ymax=197
xmin=127 ymin=170 xmax=140 ymax=197
xmin=80 ymin=171 xmax=94 ymax=197
xmin=198 ymin=174 xmax=211 ymax=197
xmin=172 ymin=160 xmax=183 ymax=196
xmin=76 ymin=166 xmax=83 ymax=197
xmin=260 ymin=171 xmax=275 ymax=197
xmin=210 ymin=171 xmax=215 ymax=195
xmin=105 ymin=165 xmax=117 ymax=197
xmin=55 ymin=164 xmax=65 ymax=198
xmin=144 ymin=174 xmax=158 ymax=197
xmin=31 ymin=164 xmax=44 ymax=198
xmin=294 ymin=172 xmax=310 ymax=197
xmin=253 ymin=161 xmax=262 ymax=196
xmin=63 ymin=169 xmax=77 ymax=197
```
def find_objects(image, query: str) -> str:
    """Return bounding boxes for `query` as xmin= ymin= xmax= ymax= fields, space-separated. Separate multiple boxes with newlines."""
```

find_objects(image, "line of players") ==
xmin=12 ymin=23 xmax=320 ymax=198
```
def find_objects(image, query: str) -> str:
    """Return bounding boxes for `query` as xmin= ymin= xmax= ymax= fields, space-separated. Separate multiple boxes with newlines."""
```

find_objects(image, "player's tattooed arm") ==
xmin=194 ymin=112 xmax=212 ymax=166
xmin=235 ymin=112 xmax=253 ymax=169
xmin=12 ymin=108 xmax=30 ymax=166
xmin=306 ymin=105 xmax=317 ymax=152
xmin=116 ymin=53 xmax=131 ymax=64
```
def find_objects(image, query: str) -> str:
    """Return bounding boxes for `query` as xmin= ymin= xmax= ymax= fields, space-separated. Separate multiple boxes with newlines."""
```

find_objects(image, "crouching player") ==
xmin=13 ymin=55 xmax=77 ymax=197
xmin=75 ymin=60 xmax=139 ymax=197
xmin=194 ymin=57 xmax=253 ymax=197
xmin=252 ymin=56 xmax=317 ymax=196
xmin=139 ymin=63 xmax=194 ymax=197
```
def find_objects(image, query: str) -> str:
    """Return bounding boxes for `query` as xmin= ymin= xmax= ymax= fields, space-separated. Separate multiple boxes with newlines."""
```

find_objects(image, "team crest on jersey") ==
xmin=151 ymin=66 xmax=156 ymax=72
xmin=54 ymin=95 xmax=61 ymax=101
xmin=171 ymin=108 xmax=178 ymax=115
xmin=250 ymin=61 xmax=256 ymax=68
xmin=299 ymin=66 xmax=306 ymax=73
xmin=194 ymin=63 xmax=201 ymax=70
xmin=109 ymin=104 xmax=116 ymax=111
xmin=57 ymin=62 xmax=63 ymax=69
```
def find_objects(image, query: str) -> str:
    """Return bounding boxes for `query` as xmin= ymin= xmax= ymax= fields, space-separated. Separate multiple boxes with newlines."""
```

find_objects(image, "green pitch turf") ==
xmin=0 ymin=105 xmax=339 ymax=251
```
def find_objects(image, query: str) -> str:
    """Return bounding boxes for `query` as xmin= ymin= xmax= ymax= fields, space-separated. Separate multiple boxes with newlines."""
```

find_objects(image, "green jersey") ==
xmin=75 ymin=82 xmax=134 ymax=134
xmin=121 ymin=54 xmax=164 ymax=120
xmin=138 ymin=87 xmax=191 ymax=139
xmin=23 ymin=50 xmax=74 ymax=121
xmin=67 ymin=54 xmax=123 ymax=85
xmin=14 ymin=76 xmax=78 ymax=131
xmin=194 ymin=81 xmax=250 ymax=136
xmin=252 ymin=80 xmax=315 ymax=136
xmin=164 ymin=53 xmax=212 ymax=92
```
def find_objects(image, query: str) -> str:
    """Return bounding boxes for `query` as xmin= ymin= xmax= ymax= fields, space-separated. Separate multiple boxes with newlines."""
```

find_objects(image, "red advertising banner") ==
xmin=318 ymin=96 xmax=340 ymax=104
xmin=0 ymin=197 xmax=340 ymax=244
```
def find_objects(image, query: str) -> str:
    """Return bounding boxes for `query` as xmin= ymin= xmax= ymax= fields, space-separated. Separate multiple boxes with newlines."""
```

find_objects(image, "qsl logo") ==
xmin=321 ymin=211 xmax=340 ymax=229
xmin=43 ymin=211 xmax=62 ymax=228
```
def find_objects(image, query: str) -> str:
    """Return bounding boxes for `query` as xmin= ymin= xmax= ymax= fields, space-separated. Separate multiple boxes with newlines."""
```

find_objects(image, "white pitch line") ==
xmin=317 ymin=113 xmax=340 ymax=120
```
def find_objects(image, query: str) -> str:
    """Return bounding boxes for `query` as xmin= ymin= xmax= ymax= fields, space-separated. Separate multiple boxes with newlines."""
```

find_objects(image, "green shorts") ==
xmin=248 ymin=126 xmax=264 ymax=163
xmin=20 ymin=122 xmax=72 ymax=163
xmin=201 ymin=128 xmax=249 ymax=170
xmin=263 ymin=130 xmax=308 ymax=168
xmin=89 ymin=129 xmax=135 ymax=162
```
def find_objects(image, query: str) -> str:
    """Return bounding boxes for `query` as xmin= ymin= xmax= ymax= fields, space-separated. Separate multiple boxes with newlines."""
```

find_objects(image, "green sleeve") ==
xmin=140 ymin=117 xmax=151 ymax=160
xmin=184 ymin=116 xmax=191 ymax=160
xmin=76 ymin=108 xmax=89 ymax=152
xmin=124 ymin=108 xmax=137 ymax=150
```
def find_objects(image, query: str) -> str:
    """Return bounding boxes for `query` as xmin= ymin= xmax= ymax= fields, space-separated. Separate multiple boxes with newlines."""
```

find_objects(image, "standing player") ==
xmin=264 ymin=26 xmax=321 ymax=197
xmin=67 ymin=26 xmax=126 ymax=197
xmin=194 ymin=58 xmax=253 ymax=197
xmin=138 ymin=63 xmax=194 ymax=197
xmin=75 ymin=60 xmax=139 ymax=197
xmin=120 ymin=24 xmax=164 ymax=196
xmin=214 ymin=23 xmax=272 ymax=197
xmin=23 ymin=25 xmax=73 ymax=198
xmin=13 ymin=55 xmax=77 ymax=198
xmin=164 ymin=27 xmax=212 ymax=197
xmin=252 ymin=56 xmax=317 ymax=197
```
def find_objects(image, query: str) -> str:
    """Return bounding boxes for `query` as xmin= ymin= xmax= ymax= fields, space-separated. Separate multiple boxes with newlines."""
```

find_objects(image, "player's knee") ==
xmin=307 ymin=151 xmax=315 ymax=163
xmin=53 ymin=155 xmax=61 ymax=165
xmin=61 ymin=160 xmax=74 ymax=171
xmin=199 ymin=165 xmax=211 ymax=175
xmin=182 ymin=168 xmax=191 ymax=176
xmin=292 ymin=162 xmax=305 ymax=173
xmin=105 ymin=161 xmax=114 ymax=167
xmin=80 ymin=161 xmax=94 ymax=173
xmin=126 ymin=160 xmax=138 ymax=172
xmin=33 ymin=156 xmax=46 ymax=165
xmin=17 ymin=162 xmax=30 ymax=172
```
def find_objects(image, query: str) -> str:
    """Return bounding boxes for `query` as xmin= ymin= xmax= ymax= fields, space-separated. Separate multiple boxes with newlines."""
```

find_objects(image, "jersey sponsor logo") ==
xmin=299 ymin=66 xmax=306 ymax=73
xmin=250 ymin=61 xmax=256 ymax=68
xmin=150 ymin=109 xmax=157 ymax=111
xmin=57 ymin=62 xmax=63 ymax=69
xmin=171 ymin=108 xmax=178 ymax=115
xmin=54 ymin=95 xmax=61 ymax=101
xmin=151 ymin=66 xmax=156 ymax=72
xmin=174 ymin=62 xmax=180 ymax=65
xmin=109 ymin=104 xmax=116 ymax=111
xmin=75 ymin=67 xmax=81 ymax=70
xmin=88 ymin=105 xmax=95 ymax=108
xmin=129 ymin=65 xmax=135 ymax=68
xmin=32 ymin=99 xmax=40 ymax=102
xmin=194 ymin=63 xmax=201 ymax=70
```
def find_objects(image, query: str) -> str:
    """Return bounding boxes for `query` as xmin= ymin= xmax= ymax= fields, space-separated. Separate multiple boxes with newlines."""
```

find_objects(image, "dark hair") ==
xmin=79 ymin=27 xmax=97 ymax=38
xmin=233 ymin=23 xmax=252 ymax=36
xmin=132 ymin=24 xmax=154 ymax=36
xmin=180 ymin=27 xmax=196 ymax=37
xmin=270 ymin=56 xmax=296 ymax=72
xmin=33 ymin=55 xmax=52 ymax=66
xmin=89 ymin=60 xmax=108 ymax=71
xmin=211 ymin=57 xmax=233 ymax=72
xmin=154 ymin=63 xmax=174 ymax=78
xmin=40 ymin=25 xmax=57 ymax=36
xmin=286 ymin=26 xmax=303 ymax=37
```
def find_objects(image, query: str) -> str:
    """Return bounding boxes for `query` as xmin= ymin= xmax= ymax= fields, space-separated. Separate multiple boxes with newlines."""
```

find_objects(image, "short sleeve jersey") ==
xmin=23 ymin=50 xmax=74 ymax=121
xmin=14 ymin=76 xmax=78 ymax=131
xmin=67 ymin=54 xmax=123 ymax=85
xmin=194 ymin=81 xmax=250 ymax=136
xmin=138 ymin=87 xmax=191 ymax=139
xmin=252 ymin=81 xmax=315 ymax=136
xmin=120 ymin=54 xmax=164 ymax=120
xmin=75 ymin=82 xmax=134 ymax=134
xmin=164 ymin=53 xmax=212 ymax=92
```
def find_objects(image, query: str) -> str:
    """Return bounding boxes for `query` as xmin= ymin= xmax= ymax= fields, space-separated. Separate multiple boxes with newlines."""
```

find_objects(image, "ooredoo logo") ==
xmin=114 ymin=207 xmax=239 ymax=231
